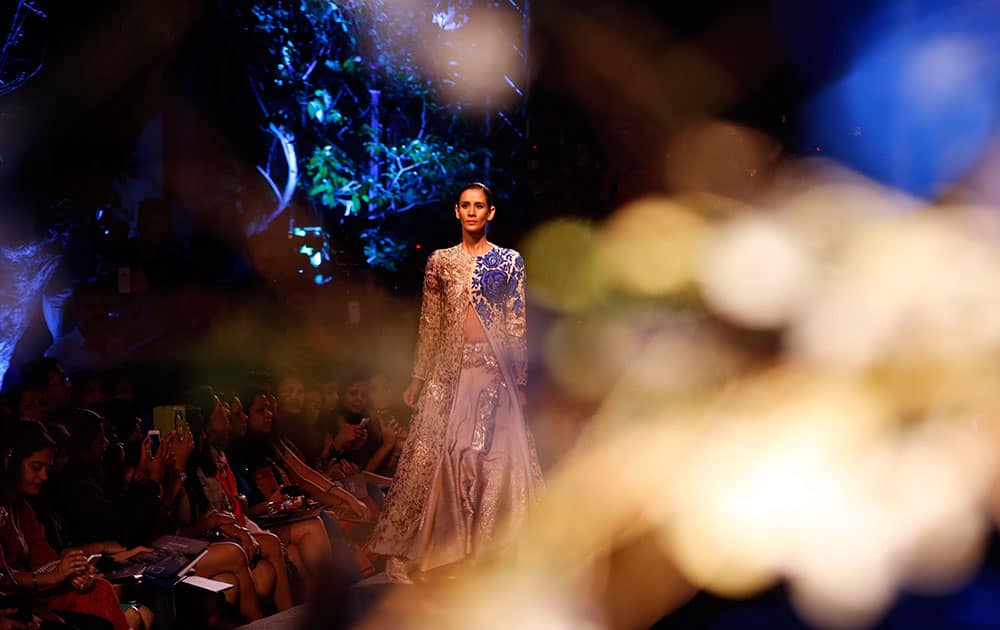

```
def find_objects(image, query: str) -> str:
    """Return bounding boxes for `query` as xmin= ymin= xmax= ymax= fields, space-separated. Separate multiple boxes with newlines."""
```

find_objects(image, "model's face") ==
xmin=454 ymin=189 xmax=495 ymax=236
xmin=20 ymin=449 xmax=54 ymax=496
xmin=277 ymin=377 xmax=305 ymax=416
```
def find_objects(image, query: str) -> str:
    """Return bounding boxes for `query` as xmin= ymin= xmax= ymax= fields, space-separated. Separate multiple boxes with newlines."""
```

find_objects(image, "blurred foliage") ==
xmin=238 ymin=0 xmax=486 ymax=270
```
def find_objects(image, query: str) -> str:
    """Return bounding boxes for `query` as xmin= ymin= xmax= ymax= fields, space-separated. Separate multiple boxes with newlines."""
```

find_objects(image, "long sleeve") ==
xmin=412 ymin=252 xmax=443 ymax=381
xmin=505 ymin=253 xmax=528 ymax=387
xmin=23 ymin=503 xmax=59 ymax=569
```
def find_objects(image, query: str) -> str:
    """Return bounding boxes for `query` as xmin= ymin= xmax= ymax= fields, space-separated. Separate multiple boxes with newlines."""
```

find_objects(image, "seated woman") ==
xmin=55 ymin=409 xmax=163 ymax=549
xmin=228 ymin=388 xmax=377 ymax=577
xmin=274 ymin=374 xmax=325 ymax=466
xmin=178 ymin=387 xmax=293 ymax=613
xmin=332 ymin=372 xmax=400 ymax=477
xmin=226 ymin=391 xmax=335 ymax=594
xmin=101 ymin=401 xmax=144 ymax=468
xmin=188 ymin=535 xmax=264 ymax=625
xmin=362 ymin=371 xmax=406 ymax=477
xmin=0 ymin=420 xmax=130 ymax=630
xmin=124 ymin=415 xmax=260 ymax=627
xmin=53 ymin=409 xmax=171 ymax=630
xmin=306 ymin=411 xmax=365 ymax=478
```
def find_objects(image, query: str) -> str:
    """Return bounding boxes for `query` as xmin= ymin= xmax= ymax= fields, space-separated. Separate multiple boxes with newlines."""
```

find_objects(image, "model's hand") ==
xmin=402 ymin=378 xmax=424 ymax=409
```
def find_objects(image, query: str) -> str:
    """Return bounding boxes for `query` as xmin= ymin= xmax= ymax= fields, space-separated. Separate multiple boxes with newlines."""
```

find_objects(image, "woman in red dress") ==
xmin=1 ymin=420 xmax=129 ymax=630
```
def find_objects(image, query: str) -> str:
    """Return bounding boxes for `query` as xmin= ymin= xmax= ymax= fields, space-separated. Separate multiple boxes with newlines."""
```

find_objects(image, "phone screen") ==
xmin=148 ymin=430 xmax=161 ymax=458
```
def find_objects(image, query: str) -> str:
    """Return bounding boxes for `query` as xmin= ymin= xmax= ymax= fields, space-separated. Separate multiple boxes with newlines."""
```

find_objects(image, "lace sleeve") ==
xmin=505 ymin=253 xmax=527 ymax=387
xmin=412 ymin=252 xmax=443 ymax=381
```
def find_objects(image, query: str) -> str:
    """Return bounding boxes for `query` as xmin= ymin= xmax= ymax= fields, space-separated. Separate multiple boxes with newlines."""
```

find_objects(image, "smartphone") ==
xmin=148 ymin=430 xmax=161 ymax=458
xmin=173 ymin=407 xmax=187 ymax=440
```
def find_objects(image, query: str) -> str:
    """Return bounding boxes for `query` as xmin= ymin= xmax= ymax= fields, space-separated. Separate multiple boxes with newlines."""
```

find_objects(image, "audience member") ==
xmin=179 ymin=387 xmax=294 ymax=613
xmin=1 ymin=420 xmax=130 ymax=630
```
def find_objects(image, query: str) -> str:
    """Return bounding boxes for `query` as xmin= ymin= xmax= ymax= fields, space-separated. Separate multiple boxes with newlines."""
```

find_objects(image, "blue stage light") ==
xmin=0 ymin=241 xmax=59 ymax=384
xmin=802 ymin=0 xmax=1000 ymax=197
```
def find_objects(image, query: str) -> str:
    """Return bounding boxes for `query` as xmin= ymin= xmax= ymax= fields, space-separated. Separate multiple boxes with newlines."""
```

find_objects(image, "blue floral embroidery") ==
xmin=482 ymin=270 xmax=508 ymax=303
xmin=509 ymin=255 xmax=525 ymax=318
xmin=471 ymin=248 xmax=514 ymax=327
xmin=482 ymin=248 xmax=504 ymax=270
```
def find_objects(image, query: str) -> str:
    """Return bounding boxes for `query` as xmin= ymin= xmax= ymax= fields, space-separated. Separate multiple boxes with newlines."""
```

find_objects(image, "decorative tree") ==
xmin=235 ymin=0 xmax=489 ymax=271
xmin=0 ymin=0 xmax=55 ymax=385
xmin=0 ymin=0 xmax=47 ymax=97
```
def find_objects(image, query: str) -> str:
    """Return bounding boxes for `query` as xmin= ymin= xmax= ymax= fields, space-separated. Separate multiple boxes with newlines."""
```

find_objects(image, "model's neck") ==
xmin=462 ymin=232 xmax=489 ymax=252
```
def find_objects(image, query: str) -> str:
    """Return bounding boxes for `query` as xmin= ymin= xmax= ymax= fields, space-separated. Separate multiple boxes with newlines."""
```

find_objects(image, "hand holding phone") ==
xmin=173 ymin=407 xmax=187 ymax=440
xmin=147 ymin=430 xmax=161 ymax=458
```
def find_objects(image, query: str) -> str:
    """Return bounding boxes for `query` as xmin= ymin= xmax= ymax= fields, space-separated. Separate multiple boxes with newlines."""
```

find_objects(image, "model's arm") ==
xmin=505 ymin=253 xmax=528 ymax=392
xmin=405 ymin=253 xmax=443 ymax=406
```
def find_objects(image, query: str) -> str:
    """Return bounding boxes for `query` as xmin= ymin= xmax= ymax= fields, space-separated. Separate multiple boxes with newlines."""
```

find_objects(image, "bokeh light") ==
xmin=664 ymin=121 xmax=782 ymax=199
xmin=697 ymin=214 xmax=817 ymax=329
xmin=522 ymin=219 xmax=608 ymax=313
xmin=596 ymin=196 xmax=708 ymax=299
xmin=418 ymin=6 xmax=526 ymax=112
xmin=802 ymin=1 xmax=1000 ymax=196
xmin=789 ymin=214 xmax=1000 ymax=370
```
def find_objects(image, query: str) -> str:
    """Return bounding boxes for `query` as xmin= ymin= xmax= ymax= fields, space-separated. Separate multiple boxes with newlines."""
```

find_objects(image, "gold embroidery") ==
xmin=369 ymin=244 xmax=540 ymax=559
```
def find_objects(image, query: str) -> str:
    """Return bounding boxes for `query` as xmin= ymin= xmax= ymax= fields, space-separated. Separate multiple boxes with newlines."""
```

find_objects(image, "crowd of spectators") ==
xmin=0 ymin=356 xmax=408 ymax=629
